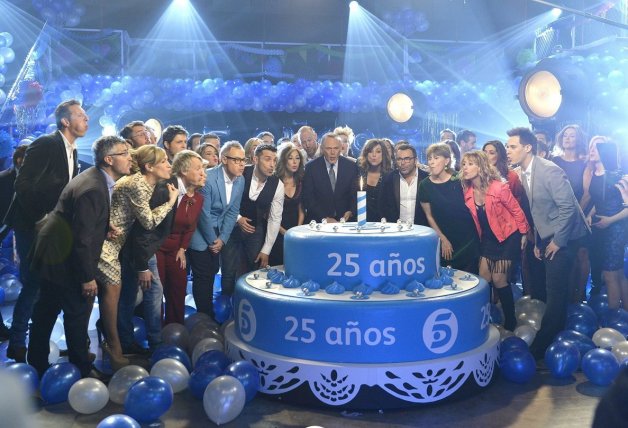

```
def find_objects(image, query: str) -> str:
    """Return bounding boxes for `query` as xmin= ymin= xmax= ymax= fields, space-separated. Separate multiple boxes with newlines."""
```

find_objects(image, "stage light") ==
xmin=518 ymin=58 xmax=590 ymax=123
xmin=551 ymin=8 xmax=563 ymax=18
xmin=145 ymin=118 xmax=163 ymax=139
xmin=173 ymin=0 xmax=191 ymax=8
xmin=387 ymin=93 xmax=413 ymax=123
xmin=349 ymin=1 xmax=359 ymax=11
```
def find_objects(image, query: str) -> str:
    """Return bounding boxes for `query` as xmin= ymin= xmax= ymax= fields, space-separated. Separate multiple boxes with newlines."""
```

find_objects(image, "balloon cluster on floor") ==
xmin=496 ymin=290 xmax=628 ymax=386
xmin=0 ymin=296 xmax=260 ymax=426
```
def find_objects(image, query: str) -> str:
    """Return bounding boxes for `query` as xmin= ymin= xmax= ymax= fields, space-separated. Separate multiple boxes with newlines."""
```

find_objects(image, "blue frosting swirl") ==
xmin=352 ymin=283 xmax=375 ymax=296
xmin=405 ymin=280 xmax=425 ymax=293
xmin=267 ymin=268 xmax=286 ymax=284
xmin=379 ymin=282 xmax=400 ymax=295
xmin=282 ymin=275 xmax=301 ymax=289
xmin=301 ymin=280 xmax=321 ymax=293
xmin=441 ymin=275 xmax=454 ymax=286
xmin=325 ymin=281 xmax=346 ymax=295
xmin=425 ymin=277 xmax=444 ymax=289
xmin=440 ymin=266 xmax=455 ymax=276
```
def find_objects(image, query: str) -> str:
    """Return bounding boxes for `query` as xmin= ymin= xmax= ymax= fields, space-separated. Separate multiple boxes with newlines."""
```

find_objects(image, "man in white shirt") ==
xmin=298 ymin=126 xmax=318 ymax=162
xmin=221 ymin=144 xmax=284 ymax=295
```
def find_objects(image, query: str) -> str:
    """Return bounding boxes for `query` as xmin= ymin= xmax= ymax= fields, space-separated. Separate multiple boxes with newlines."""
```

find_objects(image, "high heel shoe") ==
xmin=101 ymin=341 xmax=130 ymax=371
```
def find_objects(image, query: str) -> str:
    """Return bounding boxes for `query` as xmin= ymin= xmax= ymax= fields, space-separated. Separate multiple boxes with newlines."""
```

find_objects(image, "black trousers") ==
xmin=27 ymin=278 xmax=91 ymax=377
xmin=187 ymin=248 xmax=221 ymax=318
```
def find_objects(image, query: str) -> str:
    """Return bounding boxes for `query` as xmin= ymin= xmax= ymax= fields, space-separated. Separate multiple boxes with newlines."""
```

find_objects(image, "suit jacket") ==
xmin=189 ymin=165 xmax=244 ymax=251
xmin=4 ymin=131 xmax=78 ymax=230
xmin=378 ymin=169 xmax=429 ymax=226
xmin=525 ymin=156 xmax=589 ymax=247
xmin=30 ymin=167 xmax=109 ymax=285
xmin=126 ymin=176 xmax=177 ymax=271
xmin=0 ymin=167 xmax=16 ymax=223
xmin=302 ymin=156 xmax=359 ymax=222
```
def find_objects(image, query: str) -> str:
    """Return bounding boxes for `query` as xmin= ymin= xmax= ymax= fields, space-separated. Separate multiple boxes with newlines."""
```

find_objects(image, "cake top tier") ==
xmin=304 ymin=219 xmax=417 ymax=235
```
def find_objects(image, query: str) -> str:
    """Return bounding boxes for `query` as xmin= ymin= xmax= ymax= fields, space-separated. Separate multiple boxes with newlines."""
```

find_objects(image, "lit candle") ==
xmin=357 ymin=176 xmax=366 ymax=227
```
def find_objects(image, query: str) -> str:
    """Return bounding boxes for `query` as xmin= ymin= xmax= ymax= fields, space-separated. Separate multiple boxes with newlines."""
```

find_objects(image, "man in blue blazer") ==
xmin=302 ymin=132 xmax=358 ymax=223
xmin=188 ymin=141 xmax=245 ymax=318
xmin=506 ymin=127 xmax=589 ymax=359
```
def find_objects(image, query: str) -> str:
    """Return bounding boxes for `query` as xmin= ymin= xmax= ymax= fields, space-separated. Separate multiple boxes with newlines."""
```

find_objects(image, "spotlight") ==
xmin=551 ymin=8 xmax=562 ymax=18
xmin=518 ymin=58 xmax=589 ymax=123
xmin=387 ymin=93 xmax=413 ymax=123
xmin=145 ymin=118 xmax=163 ymax=139
xmin=349 ymin=1 xmax=359 ymax=11
xmin=173 ymin=0 xmax=190 ymax=8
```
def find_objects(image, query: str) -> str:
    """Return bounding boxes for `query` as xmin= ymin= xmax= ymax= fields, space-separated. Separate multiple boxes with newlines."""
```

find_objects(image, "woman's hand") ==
xmin=520 ymin=234 xmax=527 ymax=250
xmin=592 ymin=215 xmax=612 ymax=229
xmin=441 ymin=237 xmax=453 ymax=260
xmin=176 ymin=248 xmax=186 ymax=269
xmin=167 ymin=183 xmax=178 ymax=204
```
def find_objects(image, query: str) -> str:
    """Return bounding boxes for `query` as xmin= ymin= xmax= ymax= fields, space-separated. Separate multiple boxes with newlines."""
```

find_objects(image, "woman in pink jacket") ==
xmin=461 ymin=151 xmax=529 ymax=330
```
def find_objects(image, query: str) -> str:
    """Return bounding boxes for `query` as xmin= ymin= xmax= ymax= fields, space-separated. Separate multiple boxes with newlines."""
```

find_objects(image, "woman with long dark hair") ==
xmin=357 ymin=139 xmax=393 ymax=222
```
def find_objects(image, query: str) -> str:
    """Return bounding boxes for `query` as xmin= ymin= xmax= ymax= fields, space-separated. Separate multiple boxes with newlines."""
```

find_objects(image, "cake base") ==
xmin=225 ymin=323 xmax=500 ymax=409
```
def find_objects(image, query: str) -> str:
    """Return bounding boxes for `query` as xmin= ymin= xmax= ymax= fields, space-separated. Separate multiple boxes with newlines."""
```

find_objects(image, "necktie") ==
xmin=329 ymin=163 xmax=336 ymax=192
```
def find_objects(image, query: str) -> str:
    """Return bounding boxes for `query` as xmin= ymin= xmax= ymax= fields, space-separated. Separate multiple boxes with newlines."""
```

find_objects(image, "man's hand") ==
xmin=544 ymin=240 xmax=561 ymax=260
xmin=81 ymin=280 xmax=98 ymax=298
xmin=534 ymin=246 xmax=542 ymax=260
xmin=255 ymin=252 xmax=269 ymax=269
xmin=107 ymin=223 xmax=122 ymax=240
xmin=209 ymin=238 xmax=224 ymax=254
xmin=238 ymin=217 xmax=255 ymax=234
xmin=592 ymin=215 xmax=612 ymax=229
xmin=138 ymin=270 xmax=152 ymax=291
xmin=176 ymin=248 xmax=186 ymax=269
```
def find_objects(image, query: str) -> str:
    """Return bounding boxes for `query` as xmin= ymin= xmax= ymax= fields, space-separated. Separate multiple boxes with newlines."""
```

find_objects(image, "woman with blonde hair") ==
xmin=461 ymin=151 xmax=529 ymax=330
xmin=358 ymin=139 xmax=393 ymax=222
xmin=96 ymin=145 xmax=178 ymax=369
xmin=197 ymin=142 xmax=219 ymax=168
xmin=419 ymin=143 xmax=479 ymax=273
xmin=243 ymin=137 xmax=263 ymax=165
xmin=269 ymin=143 xmax=306 ymax=266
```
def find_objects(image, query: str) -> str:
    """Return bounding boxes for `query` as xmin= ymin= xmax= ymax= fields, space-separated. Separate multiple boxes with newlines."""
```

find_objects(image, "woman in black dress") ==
xmin=419 ymin=143 xmax=479 ymax=273
xmin=269 ymin=143 xmax=305 ymax=266
xmin=357 ymin=139 xmax=393 ymax=222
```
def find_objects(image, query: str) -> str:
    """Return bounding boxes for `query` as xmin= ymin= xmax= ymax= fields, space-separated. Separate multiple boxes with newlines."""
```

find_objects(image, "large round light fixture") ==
xmin=145 ymin=118 xmax=162 ymax=139
xmin=387 ymin=93 xmax=413 ymax=123
xmin=521 ymin=70 xmax=562 ymax=119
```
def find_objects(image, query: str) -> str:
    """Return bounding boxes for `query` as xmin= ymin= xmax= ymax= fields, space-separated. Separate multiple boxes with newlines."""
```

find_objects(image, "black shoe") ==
xmin=85 ymin=367 xmax=112 ymax=384
xmin=6 ymin=345 xmax=27 ymax=363
xmin=122 ymin=342 xmax=150 ymax=356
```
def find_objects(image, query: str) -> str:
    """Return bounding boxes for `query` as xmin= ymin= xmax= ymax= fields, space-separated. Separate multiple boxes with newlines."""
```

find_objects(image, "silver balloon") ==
xmin=108 ymin=365 xmax=149 ymax=404
xmin=68 ymin=378 xmax=109 ymax=414
xmin=517 ymin=311 xmax=543 ymax=331
xmin=611 ymin=340 xmax=628 ymax=363
xmin=203 ymin=375 xmax=246 ymax=425
xmin=592 ymin=327 xmax=625 ymax=350
xmin=4 ymin=283 xmax=21 ymax=302
xmin=150 ymin=358 xmax=189 ymax=393
xmin=496 ymin=324 xmax=515 ymax=340
xmin=514 ymin=295 xmax=532 ymax=317
xmin=161 ymin=323 xmax=190 ymax=350
xmin=0 ymin=371 xmax=35 ymax=427
xmin=185 ymin=312 xmax=212 ymax=332
xmin=527 ymin=299 xmax=546 ymax=316
xmin=192 ymin=338 xmax=224 ymax=367
xmin=514 ymin=324 xmax=537 ymax=346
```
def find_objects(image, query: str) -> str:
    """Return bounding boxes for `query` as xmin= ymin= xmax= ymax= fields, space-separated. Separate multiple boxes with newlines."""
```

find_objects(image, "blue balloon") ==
xmin=544 ymin=341 xmax=580 ymax=379
xmin=588 ymin=293 xmax=610 ymax=319
xmin=196 ymin=350 xmax=230 ymax=372
xmin=214 ymin=295 xmax=232 ymax=324
xmin=225 ymin=361 xmax=260 ymax=402
xmin=500 ymin=336 xmax=529 ymax=356
xmin=4 ymin=363 xmax=39 ymax=393
xmin=97 ymin=414 xmax=140 ymax=428
xmin=0 ymin=286 xmax=4 ymax=305
xmin=565 ymin=313 xmax=598 ymax=338
xmin=567 ymin=302 xmax=597 ymax=322
xmin=554 ymin=330 xmax=596 ymax=358
xmin=132 ymin=316 xmax=147 ymax=346
xmin=40 ymin=362 xmax=81 ymax=404
xmin=581 ymin=349 xmax=620 ymax=386
xmin=150 ymin=345 xmax=192 ymax=372
xmin=188 ymin=365 xmax=222 ymax=400
xmin=184 ymin=305 xmax=197 ymax=320
xmin=124 ymin=376 xmax=173 ymax=424
xmin=500 ymin=350 xmax=536 ymax=383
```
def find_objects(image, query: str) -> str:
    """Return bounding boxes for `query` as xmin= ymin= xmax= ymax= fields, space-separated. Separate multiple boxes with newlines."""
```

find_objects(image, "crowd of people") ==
xmin=1 ymin=99 xmax=627 ymax=379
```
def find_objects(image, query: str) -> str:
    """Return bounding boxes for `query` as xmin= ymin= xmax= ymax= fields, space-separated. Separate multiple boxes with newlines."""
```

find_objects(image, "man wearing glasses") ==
xmin=379 ymin=143 xmax=429 ymax=226
xmin=120 ymin=121 xmax=149 ymax=148
xmin=189 ymin=141 xmax=245 ymax=319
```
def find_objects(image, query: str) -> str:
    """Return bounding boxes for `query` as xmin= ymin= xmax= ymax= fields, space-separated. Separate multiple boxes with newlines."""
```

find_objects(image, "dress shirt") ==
xmin=176 ymin=176 xmax=187 ymax=207
xmin=100 ymin=168 xmax=116 ymax=203
xmin=399 ymin=169 xmax=418 ymax=223
xmin=60 ymin=132 xmax=76 ymax=181
xmin=522 ymin=156 xmax=535 ymax=191
xmin=249 ymin=172 xmax=285 ymax=255
xmin=222 ymin=168 xmax=235 ymax=205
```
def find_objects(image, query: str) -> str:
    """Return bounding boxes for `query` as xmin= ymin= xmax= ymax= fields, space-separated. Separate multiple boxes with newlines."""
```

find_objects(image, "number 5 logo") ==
xmin=422 ymin=309 xmax=458 ymax=354
xmin=238 ymin=299 xmax=257 ymax=342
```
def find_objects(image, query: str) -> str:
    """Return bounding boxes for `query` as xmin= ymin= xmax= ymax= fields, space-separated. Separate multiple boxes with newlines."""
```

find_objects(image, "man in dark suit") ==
xmin=27 ymin=135 xmax=131 ymax=378
xmin=506 ymin=127 xmax=589 ymax=359
xmin=188 ymin=141 xmax=245 ymax=317
xmin=303 ymin=132 xmax=358 ymax=223
xmin=379 ymin=143 xmax=429 ymax=225
xmin=3 ymin=99 xmax=88 ymax=362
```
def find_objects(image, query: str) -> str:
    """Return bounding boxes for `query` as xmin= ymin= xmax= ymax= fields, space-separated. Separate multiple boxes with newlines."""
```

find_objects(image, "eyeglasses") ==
xmin=396 ymin=156 xmax=416 ymax=164
xmin=108 ymin=151 xmax=130 ymax=157
xmin=225 ymin=156 xmax=246 ymax=164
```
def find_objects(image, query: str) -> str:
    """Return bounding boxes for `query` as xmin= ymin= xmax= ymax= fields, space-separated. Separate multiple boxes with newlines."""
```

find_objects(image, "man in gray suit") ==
xmin=506 ymin=127 xmax=589 ymax=359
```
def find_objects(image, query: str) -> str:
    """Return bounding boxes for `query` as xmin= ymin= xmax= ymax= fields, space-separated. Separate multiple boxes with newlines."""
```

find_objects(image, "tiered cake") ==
xmin=224 ymin=222 xmax=499 ymax=408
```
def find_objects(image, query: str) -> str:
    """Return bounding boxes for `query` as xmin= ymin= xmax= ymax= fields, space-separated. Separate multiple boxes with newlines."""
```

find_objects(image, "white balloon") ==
xmin=68 ymin=378 xmax=109 ymax=414
xmin=108 ymin=365 xmax=149 ymax=404
xmin=593 ymin=328 xmax=625 ymax=350
xmin=203 ymin=376 xmax=246 ymax=425
xmin=611 ymin=341 xmax=628 ymax=363
xmin=514 ymin=324 xmax=537 ymax=346
xmin=192 ymin=338 xmax=224 ymax=367
xmin=150 ymin=358 xmax=190 ymax=393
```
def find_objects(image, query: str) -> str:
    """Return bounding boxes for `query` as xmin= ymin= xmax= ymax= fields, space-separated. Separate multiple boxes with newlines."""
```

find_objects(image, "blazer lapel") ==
xmin=394 ymin=172 xmax=401 ymax=210
xmin=217 ymin=167 xmax=227 ymax=206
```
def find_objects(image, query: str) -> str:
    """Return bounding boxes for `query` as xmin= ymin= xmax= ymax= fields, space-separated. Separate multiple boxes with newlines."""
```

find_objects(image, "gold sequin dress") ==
xmin=96 ymin=172 xmax=174 ymax=286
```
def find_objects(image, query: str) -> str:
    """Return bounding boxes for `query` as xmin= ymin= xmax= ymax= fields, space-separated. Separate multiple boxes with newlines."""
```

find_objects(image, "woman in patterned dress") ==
xmin=96 ymin=145 xmax=178 ymax=369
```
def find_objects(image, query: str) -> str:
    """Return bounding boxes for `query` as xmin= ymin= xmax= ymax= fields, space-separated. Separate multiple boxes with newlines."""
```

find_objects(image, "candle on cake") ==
xmin=357 ymin=176 xmax=366 ymax=227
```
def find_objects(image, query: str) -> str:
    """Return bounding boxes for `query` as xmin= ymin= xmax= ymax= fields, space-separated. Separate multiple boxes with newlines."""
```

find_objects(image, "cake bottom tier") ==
xmin=225 ymin=323 xmax=500 ymax=409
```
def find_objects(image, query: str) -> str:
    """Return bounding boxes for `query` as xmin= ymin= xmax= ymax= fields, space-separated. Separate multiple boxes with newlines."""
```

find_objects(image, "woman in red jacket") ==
xmin=157 ymin=150 xmax=206 ymax=325
xmin=461 ymin=151 xmax=529 ymax=330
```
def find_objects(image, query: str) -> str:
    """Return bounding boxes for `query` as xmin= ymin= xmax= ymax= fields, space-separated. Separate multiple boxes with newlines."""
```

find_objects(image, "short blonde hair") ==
xmin=460 ymin=150 xmax=501 ymax=192
xmin=132 ymin=145 xmax=167 ymax=174
xmin=172 ymin=149 xmax=203 ymax=176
